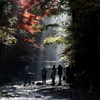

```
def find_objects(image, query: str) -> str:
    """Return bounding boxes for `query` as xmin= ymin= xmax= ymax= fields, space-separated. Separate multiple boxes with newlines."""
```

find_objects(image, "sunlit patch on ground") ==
xmin=0 ymin=78 xmax=71 ymax=100
xmin=0 ymin=78 xmax=98 ymax=100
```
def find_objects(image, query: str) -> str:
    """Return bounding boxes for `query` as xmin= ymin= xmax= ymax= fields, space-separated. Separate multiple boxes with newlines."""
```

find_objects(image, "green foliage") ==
xmin=44 ymin=35 xmax=65 ymax=44
xmin=0 ymin=0 xmax=16 ymax=27
xmin=31 ymin=5 xmax=41 ymax=16
xmin=8 ymin=15 xmax=18 ymax=26
xmin=0 ymin=26 xmax=17 ymax=45
xmin=3 ymin=2 xmax=13 ymax=15
xmin=43 ymin=22 xmax=75 ymax=61
xmin=60 ymin=55 xmax=68 ymax=61
xmin=44 ymin=36 xmax=53 ymax=44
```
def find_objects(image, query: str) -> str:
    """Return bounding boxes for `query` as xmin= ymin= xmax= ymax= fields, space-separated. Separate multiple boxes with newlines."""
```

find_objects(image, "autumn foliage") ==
xmin=13 ymin=0 xmax=61 ymax=34
xmin=0 ymin=0 xmax=62 ymax=60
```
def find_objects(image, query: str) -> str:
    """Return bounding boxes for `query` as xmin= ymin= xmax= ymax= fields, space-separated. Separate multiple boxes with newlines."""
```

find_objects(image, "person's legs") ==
xmin=58 ymin=74 xmax=62 ymax=85
xmin=60 ymin=75 xmax=62 ymax=84
xmin=52 ymin=78 xmax=55 ymax=85
xmin=52 ymin=76 xmax=55 ymax=85
xmin=42 ymin=75 xmax=44 ymax=83
xmin=28 ymin=75 xmax=31 ymax=85
xmin=24 ymin=74 xmax=28 ymax=86
xmin=43 ymin=75 xmax=46 ymax=84
xmin=44 ymin=76 xmax=46 ymax=84
xmin=42 ymin=75 xmax=46 ymax=84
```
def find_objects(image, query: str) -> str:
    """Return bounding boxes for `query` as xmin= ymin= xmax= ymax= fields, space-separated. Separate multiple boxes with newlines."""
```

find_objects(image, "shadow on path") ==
xmin=0 ymin=80 xmax=99 ymax=100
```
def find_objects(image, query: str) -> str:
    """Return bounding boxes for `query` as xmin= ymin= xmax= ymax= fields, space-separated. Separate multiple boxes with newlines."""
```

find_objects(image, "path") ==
xmin=0 ymin=78 xmax=99 ymax=100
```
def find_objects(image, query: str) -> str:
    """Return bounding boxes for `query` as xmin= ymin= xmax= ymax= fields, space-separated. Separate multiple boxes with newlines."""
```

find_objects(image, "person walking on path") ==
xmin=42 ymin=66 xmax=47 ymax=84
xmin=65 ymin=65 xmax=70 ymax=83
xmin=24 ymin=66 xmax=31 ymax=86
xmin=69 ymin=65 xmax=74 ymax=87
xmin=57 ymin=64 xmax=63 ymax=85
xmin=51 ymin=65 xmax=56 ymax=86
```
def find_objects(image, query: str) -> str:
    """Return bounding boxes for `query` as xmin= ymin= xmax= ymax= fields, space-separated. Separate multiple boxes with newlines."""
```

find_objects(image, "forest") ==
xmin=0 ymin=0 xmax=100 ymax=97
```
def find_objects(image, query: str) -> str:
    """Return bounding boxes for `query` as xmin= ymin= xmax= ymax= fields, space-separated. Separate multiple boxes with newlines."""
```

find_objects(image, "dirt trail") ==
xmin=0 ymin=79 xmax=99 ymax=100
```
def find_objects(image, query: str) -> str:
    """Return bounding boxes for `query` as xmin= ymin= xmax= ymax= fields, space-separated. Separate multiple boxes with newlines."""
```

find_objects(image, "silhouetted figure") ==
xmin=42 ymin=67 xmax=47 ymax=84
xmin=69 ymin=65 xmax=74 ymax=87
xmin=51 ymin=65 xmax=56 ymax=86
xmin=24 ymin=66 xmax=31 ymax=86
xmin=57 ymin=64 xmax=63 ymax=85
xmin=28 ymin=72 xmax=35 ymax=84
xmin=65 ymin=65 xmax=70 ymax=83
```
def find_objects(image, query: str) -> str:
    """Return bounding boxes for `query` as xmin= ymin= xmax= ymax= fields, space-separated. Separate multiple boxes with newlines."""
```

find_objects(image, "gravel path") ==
xmin=0 ymin=79 xmax=99 ymax=100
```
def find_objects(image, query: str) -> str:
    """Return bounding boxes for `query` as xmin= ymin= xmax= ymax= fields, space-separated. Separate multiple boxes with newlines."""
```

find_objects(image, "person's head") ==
xmin=59 ymin=64 xmax=61 ymax=67
xmin=53 ymin=65 xmax=55 ymax=68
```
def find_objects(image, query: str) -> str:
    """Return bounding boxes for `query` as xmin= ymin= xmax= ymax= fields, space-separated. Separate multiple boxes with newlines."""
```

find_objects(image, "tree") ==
xmin=44 ymin=0 xmax=100 ymax=91
xmin=66 ymin=0 xmax=100 ymax=90
xmin=0 ymin=0 xmax=63 ymax=83
xmin=0 ymin=0 xmax=62 ymax=60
